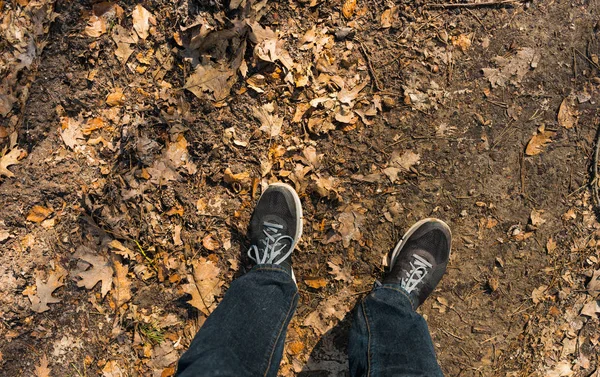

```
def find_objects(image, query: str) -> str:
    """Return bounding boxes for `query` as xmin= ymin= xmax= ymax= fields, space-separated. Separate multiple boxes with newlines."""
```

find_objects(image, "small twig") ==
xmin=356 ymin=39 xmax=383 ymax=91
xmin=575 ymin=48 xmax=600 ymax=70
xmin=465 ymin=8 xmax=488 ymax=32
xmin=426 ymin=0 xmax=520 ymax=9
xmin=591 ymin=121 xmax=600 ymax=209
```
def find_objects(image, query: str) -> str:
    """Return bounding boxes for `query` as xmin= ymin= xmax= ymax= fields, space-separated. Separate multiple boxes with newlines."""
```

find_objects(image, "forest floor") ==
xmin=1 ymin=0 xmax=600 ymax=376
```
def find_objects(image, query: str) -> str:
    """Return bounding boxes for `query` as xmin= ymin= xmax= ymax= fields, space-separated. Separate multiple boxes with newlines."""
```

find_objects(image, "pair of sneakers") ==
xmin=247 ymin=183 xmax=452 ymax=308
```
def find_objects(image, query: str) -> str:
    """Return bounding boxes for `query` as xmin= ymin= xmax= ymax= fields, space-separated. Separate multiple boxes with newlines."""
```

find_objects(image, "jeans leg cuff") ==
xmin=374 ymin=281 xmax=417 ymax=310
xmin=252 ymin=264 xmax=296 ymax=283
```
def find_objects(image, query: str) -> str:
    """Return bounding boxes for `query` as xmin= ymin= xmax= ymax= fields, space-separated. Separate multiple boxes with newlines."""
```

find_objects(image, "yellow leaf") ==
xmin=305 ymin=277 xmax=327 ymax=289
xmin=27 ymin=205 xmax=53 ymax=223
xmin=342 ymin=0 xmax=357 ymax=19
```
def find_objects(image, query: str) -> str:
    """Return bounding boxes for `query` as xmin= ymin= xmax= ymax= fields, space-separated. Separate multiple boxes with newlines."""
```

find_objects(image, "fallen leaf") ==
xmin=525 ymin=126 xmax=555 ymax=156
xmin=106 ymin=88 xmax=125 ymax=106
xmin=109 ymin=240 xmax=136 ymax=259
xmin=382 ymin=167 xmax=401 ymax=183
xmin=342 ymin=0 xmax=357 ymax=19
xmin=75 ymin=249 xmax=114 ymax=298
xmin=84 ymin=15 xmax=107 ymax=38
xmin=185 ymin=64 xmax=234 ymax=101
xmin=202 ymin=234 xmax=220 ymax=251
xmin=114 ymin=43 xmax=133 ymax=64
xmin=184 ymin=257 xmax=223 ymax=315
xmin=223 ymin=168 xmax=250 ymax=185
xmin=26 ymin=205 xmax=53 ymax=223
xmin=482 ymin=47 xmax=539 ymax=88
xmin=60 ymin=116 xmax=85 ymax=149
xmin=558 ymin=96 xmax=578 ymax=129
xmin=581 ymin=300 xmax=600 ymax=317
xmin=0 ymin=147 xmax=24 ymax=178
xmin=336 ymin=206 xmax=365 ymax=248
xmin=173 ymin=225 xmax=183 ymax=246
xmin=546 ymin=237 xmax=557 ymax=253
xmin=588 ymin=269 xmax=600 ymax=297
xmin=327 ymin=260 xmax=351 ymax=282
xmin=248 ymin=22 xmax=294 ymax=70
xmin=113 ymin=261 xmax=131 ymax=308
xmin=305 ymin=277 xmax=327 ymax=289
xmin=25 ymin=266 xmax=66 ymax=313
xmin=34 ymin=354 xmax=51 ymax=377
xmin=380 ymin=8 xmax=393 ymax=28
xmin=546 ymin=361 xmax=573 ymax=377
xmin=452 ymin=34 xmax=472 ymax=52
xmin=254 ymin=103 xmax=283 ymax=137
xmin=530 ymin=208 xmax=546 ymax=227
xmin=132 ymin=4 xmax=154 ymax=40
xmin=390 ymin=150 xmax=420 ymax=171
xmin=531 ymin=285 xmax=547 ymax=304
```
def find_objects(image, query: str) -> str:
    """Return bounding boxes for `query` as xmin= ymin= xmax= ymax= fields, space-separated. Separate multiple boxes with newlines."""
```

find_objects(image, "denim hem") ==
xmin=375 ymin=284 xmax=417 ymax=310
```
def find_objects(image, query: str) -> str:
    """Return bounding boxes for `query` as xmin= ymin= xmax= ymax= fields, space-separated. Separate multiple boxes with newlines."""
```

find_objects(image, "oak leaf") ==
xmin=184 ymin=257 xmax=223 ymax=315
xmin=132 ymin=4 xmax=154 ymax=40
xmin=0 ymin=148 xmax=24 ymax=178
xmin=185 ymin=64 xmax=234 ymax=101
xmin=113 ymin=261 xmax=131 ymax=308
xmin=75 ymin=249 xmax=113 ymax=298
xmin=34 ymin=354 xmax=51 ymax=377
xmin=25 ymin=266 xmax=66 ymax=313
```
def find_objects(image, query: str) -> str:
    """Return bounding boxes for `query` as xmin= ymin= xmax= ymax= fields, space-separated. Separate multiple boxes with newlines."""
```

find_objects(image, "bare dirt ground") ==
xmin=1 ymin=0 xmax=600 ymax=376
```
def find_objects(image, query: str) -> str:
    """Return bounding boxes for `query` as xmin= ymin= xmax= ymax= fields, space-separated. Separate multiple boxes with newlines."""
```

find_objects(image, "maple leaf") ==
xmin=184 ymin=257 xmax=223 ymax=315
xmin=75 ymin=248 xmax=114 ymax=298
xmin=113 ymin=261 xmax=131 ymax=308
xmin=0 ymin=147 xmax=24 ymax=178
xmin=34 ymin=354 xmax=51 ymax=377
xmin=25 ymin=266 xmax=66 ymax=313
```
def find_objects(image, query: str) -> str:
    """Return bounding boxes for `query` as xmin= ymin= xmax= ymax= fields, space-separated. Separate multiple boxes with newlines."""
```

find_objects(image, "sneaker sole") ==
xmin=388 ymin=218 xmax=452 ymax=268
xmin=266 ymin=182 xmax=303 ymax=249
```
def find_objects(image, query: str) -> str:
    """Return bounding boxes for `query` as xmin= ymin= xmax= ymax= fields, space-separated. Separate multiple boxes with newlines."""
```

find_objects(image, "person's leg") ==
xmin=177 ymin=265 xmax=298 ymax=377
xmin=348 ymin=218 xmax=451 ymax=377
xmin=177 ymin=183 xmax=303 ymax=377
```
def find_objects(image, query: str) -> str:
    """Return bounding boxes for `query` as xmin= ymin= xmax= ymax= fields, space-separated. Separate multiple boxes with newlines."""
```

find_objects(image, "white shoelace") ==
xmin=248 ymin=222 xmax=294 ymax=265
xmin=400 ymin=254 xmax=433 ymax=293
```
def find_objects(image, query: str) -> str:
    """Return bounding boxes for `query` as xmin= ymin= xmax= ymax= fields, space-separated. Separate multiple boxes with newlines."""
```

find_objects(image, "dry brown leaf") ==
xmin=114 ymin=43 xmax=133 ymax=64
xmin=60 ymin=116 xmax=85 ymax=149
xmin=588 ymin=269 xmax=600 ymax=297
xmin=173 ymin=225 xmax=183 ymax=246
xmin=390 ymin=150 xmax=420 ymax=171
xmin=25 ymin=266 xmax=66 ymax=313
xmin=525 ymin=126 xmax=555 ymax=156
xmin=34 ymin=354 xmax=51 ymax=377
xmin=558 ymin=96 xmax=578 ymax=129
xmin=113 ymin=261 xmax=131 ymax=308
xmin=0 ymin=148 xmax=24 ymax=178
xmin=546 ymin=237 xmax=557 ymax=253
xmin=132 ymin=4 xmax=154 ymax=40
xmin=531 ymin=285 xmax=547 ymax=304
xmin=380 ymin=8 xmax=393 ymax=28
xmin=185 ymin=64 xmax=234 ymax=101
xmin=327 ymin=260 xmax=351 ymax=282
xmin=75 ymin=249 xmax=113 ymax=298
xmin=546 ymin=361 xmax=574 ymax=377
xmin=248 ymin=22 xmax=294 ymax=70
xmin=382 ymin=167 xmax=401 ymax=183
xmin=184 ymin=257 xmax=223 ymax=315
xmin=336 ymin=206 xmax=365 ymax=248
xmin=26 ymin=205 xmax=53 ymax=223
xmin=580 ymin=300 xmax=600 ymax=317
xmin=530 ymin=208 xmax=546 ymax=227
xmin=84 ymin=15 xmax=107 ymax=38
xmin=109 ymin=240 xmax=135 ymax=259
xmin=106 ymin=88 xmax=125 ymax=106
xmin=342 ymin=0 xmax=357 ymax=19
xmin=202 ymin=234 xmax=220 ymax=251
xmin=254 ymin=103 xmax=283 ymax=137
xmin=305 ymin=277 xmax=327 ymax=289
xmin=223 ymin=168 xmax=250 ymax=185
xmin=482 ymin=48 xmax=539 ymax=88
xmin=486 ymin=217 xmax=498 ymax=229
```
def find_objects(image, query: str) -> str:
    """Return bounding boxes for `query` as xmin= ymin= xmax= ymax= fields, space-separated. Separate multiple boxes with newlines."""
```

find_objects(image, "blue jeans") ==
xmin=177 ymin=265 xmax=443 ymax=377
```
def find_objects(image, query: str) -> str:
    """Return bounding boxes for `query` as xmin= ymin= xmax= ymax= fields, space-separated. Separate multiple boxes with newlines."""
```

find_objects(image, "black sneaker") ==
xmin=247 ymin=183 xmax=303 ymax=281
xmin=383 ymin=218 xmax=452 ymax=308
